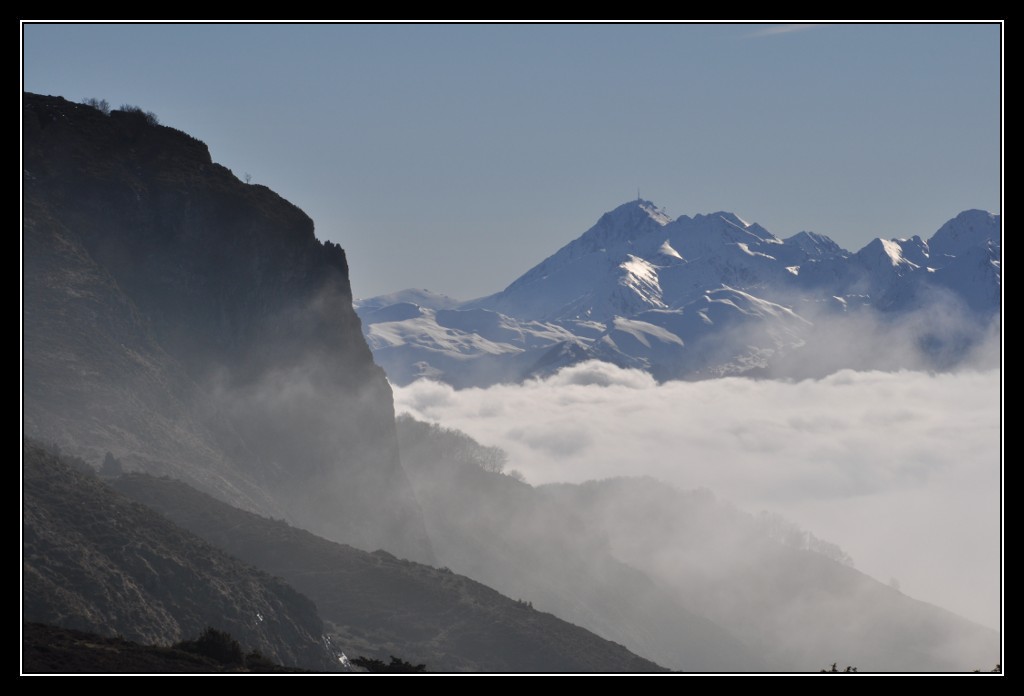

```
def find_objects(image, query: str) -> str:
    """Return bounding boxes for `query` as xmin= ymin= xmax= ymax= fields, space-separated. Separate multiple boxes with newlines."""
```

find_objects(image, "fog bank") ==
xmin=394 ymin=363 xmax=1000 ymax=630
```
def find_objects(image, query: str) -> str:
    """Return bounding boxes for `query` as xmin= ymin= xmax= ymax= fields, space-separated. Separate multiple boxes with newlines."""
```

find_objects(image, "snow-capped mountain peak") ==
xmin=784 ymin=231 xmax=846 ymax=260
xmin=928 ymin=209 xmax=1000 ymax=261
xmin=571 ymin=199 xmax=672 ymax=253
xmin=358 ymin=202 xmax=1000 ymax=387
xmin=618 ymin=199 xmax=673 ymax=226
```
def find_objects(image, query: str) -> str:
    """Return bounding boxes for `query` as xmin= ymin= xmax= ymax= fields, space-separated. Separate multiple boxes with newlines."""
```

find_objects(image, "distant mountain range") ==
xmin=357 ymin=201 xmax=1000 ymax=386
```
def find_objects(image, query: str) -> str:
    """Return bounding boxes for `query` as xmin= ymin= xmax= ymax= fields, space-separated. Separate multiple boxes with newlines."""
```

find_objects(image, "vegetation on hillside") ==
xmin=22 ymin=440 xmax=331 ymax=670
xmin=111 ymin=472 xmax=666 ymax=672
xmin=23 ymin=623 xmax=309 ymax=674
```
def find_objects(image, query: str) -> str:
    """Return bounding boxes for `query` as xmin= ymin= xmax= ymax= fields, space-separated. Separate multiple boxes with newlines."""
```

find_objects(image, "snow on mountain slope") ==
xmin=364 ymin=308 xmax=520 ymax=357
xmin=468 ymin=201 xmax=673 ymax=321
xmin=356 ymin=202 xmax=1000 ymax=387
xmin=360 ymin=301 xmax=582 ymax=387
xmin=356 ymin=288 xmax=462 ymax=312
xmin=473 ymin=203 xmax=841 ymax=323
xmin=930 ymin=243 xmax=1002 ymax=313
xmin=896 ymin=236 xmax=931 ymax=267
xmin=783 ymin=231 xmax=845 ymax=261
xmin=928 ymin=209 xmax=1000 ymax=262
xmin=589 ymin=288 xmax=811 ymax=379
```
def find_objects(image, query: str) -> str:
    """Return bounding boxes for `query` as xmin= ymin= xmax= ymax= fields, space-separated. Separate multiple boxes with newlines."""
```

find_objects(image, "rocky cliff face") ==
xmin=23 ymin=93 xmax=430 ymax=561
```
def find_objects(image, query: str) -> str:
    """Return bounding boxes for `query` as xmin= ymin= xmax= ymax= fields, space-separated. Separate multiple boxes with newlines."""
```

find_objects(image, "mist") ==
xmin=394 ymin=362 xmax=1001 ymax=631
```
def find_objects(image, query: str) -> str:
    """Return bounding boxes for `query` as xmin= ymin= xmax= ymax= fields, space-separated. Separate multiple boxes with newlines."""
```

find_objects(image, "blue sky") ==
xmin=22 ymin=22 xmax=1001 ymax=299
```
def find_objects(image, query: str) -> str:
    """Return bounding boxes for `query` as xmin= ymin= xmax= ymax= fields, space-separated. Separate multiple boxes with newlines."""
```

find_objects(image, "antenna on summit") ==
xmin=637 ymin=188 xmax=641 ymax=202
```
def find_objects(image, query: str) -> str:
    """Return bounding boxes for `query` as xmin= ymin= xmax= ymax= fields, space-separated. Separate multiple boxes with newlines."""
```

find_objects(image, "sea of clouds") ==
xmin=394 ymin=362 xmax=1001 ymax=630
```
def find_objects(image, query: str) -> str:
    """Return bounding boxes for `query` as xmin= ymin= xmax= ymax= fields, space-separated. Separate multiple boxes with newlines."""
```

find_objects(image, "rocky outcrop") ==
xmin=23 ymin=93 xmax=429 ymax=561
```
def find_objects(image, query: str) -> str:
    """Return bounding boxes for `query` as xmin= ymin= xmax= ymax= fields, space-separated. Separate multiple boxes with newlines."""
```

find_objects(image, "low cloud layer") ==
xmin=394 ymin=362 xmax=1001 ymax=630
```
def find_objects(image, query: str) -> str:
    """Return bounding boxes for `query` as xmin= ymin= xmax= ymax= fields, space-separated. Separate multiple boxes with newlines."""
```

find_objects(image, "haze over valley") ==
xmin=21 ymin=22 xmax=1001 ymax=674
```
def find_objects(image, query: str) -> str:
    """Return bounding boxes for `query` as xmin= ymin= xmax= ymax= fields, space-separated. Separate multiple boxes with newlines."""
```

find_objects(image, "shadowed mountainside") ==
xmin=111 ymin=472 xmax=666 ymax=673
xmin=22 ymin=440 xmax=332 ymax=670
xmin=22 ymin=93 xmax=428 ymax=561
xmin=22 ymin=623 xmax=311 ymax=674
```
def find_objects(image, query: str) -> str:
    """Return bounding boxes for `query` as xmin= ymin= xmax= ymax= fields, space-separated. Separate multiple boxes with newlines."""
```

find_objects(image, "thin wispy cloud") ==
xmin=747 ymin=23 xmax=823 ymax=38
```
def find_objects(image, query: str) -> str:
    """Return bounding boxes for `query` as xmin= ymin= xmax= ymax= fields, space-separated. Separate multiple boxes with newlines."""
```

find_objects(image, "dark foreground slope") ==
xmin=22 ymin=623 xmax=310 ymax=674
xmin=22 ymin=93 xmax=427 ymax=561
xmin=112 ymin=473 xmax=665 ymax=673
xmin=22 ymin=441 xmax=331 ymax=670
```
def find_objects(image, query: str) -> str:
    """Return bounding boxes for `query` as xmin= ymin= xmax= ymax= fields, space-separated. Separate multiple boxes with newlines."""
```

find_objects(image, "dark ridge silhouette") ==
xmin=23 ymin=92 xmax=429 ymax=561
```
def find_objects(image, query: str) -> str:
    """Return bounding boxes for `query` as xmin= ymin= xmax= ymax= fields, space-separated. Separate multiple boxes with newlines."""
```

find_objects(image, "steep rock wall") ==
xmin=23 ymin=93 xmax=430 ymax=561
